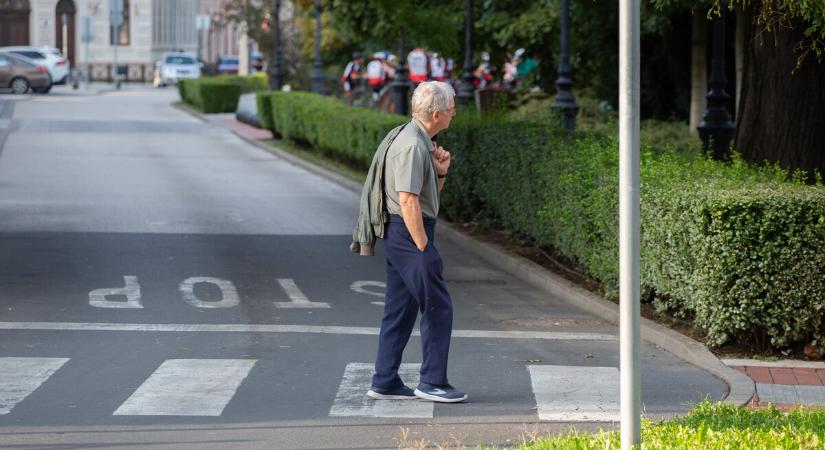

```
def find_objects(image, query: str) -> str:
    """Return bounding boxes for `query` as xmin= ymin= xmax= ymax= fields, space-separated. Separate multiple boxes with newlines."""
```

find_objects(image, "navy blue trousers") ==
xmin=372 ymin=214 xmax=454 ymax=389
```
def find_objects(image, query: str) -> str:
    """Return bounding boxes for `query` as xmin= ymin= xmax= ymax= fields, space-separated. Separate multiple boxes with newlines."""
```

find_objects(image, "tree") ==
xmin=656 ymin=0 xmax=825 ymax=180
xmin=726 ymin=0 xmax=825 ymax=181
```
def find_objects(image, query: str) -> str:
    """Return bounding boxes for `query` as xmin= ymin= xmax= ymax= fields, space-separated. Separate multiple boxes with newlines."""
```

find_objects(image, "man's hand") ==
xmin=433 ymin=146 xmax=451 ymax=176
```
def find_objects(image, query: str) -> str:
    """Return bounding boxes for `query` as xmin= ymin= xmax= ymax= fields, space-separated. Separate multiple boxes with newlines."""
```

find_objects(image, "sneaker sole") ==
xmin=366 ymin=390 xmax=417 ymax=400
xmin=414 ymin=388 xmax=468 ymax=403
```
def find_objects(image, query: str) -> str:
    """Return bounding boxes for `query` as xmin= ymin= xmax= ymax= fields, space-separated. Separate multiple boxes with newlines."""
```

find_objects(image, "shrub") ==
xmin=179 ymin=74 xmax=269 ymax=113
xmin=258 ymin=91 xmax=825 ymax=352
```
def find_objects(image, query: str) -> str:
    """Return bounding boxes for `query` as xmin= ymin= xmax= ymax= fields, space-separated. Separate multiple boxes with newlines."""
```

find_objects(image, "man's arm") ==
xmin=399 ymin=192 xmax=428 ymax=251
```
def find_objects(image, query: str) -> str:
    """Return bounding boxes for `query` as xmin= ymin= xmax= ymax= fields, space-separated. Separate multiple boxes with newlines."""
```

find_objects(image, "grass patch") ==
xmin=517 ymin=401 xmax=825 ymax=450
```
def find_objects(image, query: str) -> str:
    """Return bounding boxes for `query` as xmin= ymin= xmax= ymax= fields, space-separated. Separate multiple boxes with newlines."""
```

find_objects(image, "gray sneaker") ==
xmin=414 ymin=383 xmax=468 ymax=403
xmin=367 ymin=384 xmax=417 ymax=400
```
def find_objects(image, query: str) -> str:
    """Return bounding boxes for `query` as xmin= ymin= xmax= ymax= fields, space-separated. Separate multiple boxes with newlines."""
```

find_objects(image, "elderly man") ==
xmin=365 ymin=81 xmax=466 ymax=403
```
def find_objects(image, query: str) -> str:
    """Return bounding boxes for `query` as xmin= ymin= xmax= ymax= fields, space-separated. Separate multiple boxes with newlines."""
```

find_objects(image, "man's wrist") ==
xmin=437 ymin=172 xmax=448 ymax=179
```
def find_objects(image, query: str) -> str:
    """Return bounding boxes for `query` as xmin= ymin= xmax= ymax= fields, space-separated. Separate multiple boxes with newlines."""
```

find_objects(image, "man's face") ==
xmin=433 ymin=98 xmax=456 ymax=132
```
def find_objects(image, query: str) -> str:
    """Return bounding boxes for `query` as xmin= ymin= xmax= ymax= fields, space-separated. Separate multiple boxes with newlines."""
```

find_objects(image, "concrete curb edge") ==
xmin=211 ymin=107 xmax=756 ymax=408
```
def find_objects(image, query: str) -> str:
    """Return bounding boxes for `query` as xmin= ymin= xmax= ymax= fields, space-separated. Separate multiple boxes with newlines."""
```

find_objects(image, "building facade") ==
xmin=0 ymin=0 xmax=201 ymax=81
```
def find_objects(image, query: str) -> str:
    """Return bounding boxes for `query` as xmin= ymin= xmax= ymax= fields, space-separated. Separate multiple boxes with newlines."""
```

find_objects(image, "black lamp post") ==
xmin=270 ymin=0 xmax=284 ymax=90
xmin=550 ymin=0 xmax=578 ymax=130
xmin=697 ymin=10 xmax=735 ymax=160
xmin=391 ymin=31 xmax=411 ymax=116
xmin=456 ymin=0 xmax=475 ymax=106
xmin=310 ymin=0 xmax=327 ymax=94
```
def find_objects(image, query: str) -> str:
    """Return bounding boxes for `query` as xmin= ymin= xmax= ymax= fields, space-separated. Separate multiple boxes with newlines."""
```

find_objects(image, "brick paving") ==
xmin=216 ymin=117 xmax=273 ymax=141
xmin=724 ymin=359 xmax=825 ymax=408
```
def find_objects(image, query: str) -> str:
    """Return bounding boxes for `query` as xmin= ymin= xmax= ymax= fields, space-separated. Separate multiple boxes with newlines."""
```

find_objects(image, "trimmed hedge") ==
xmin=258 ymin=91 xmax=405 ymax=166
xmin=257 ymin=90 xmax=825 ymax=351
xmin=179 ymin=73 xmax=269 ymax=113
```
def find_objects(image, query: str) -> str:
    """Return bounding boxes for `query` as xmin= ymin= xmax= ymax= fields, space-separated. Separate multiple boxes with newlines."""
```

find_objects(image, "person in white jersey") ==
xmin=407 ymin=47 xmax=429 ymax=84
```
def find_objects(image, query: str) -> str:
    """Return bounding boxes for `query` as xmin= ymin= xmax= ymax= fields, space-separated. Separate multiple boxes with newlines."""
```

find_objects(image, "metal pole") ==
xmin=391 ymin=31 xmax=410 ymax=116
xmin=113 ymin=21 xmax=119 ymax=89
xmin=550 ymin=0 xmax=579 ymax=130
xmin=310 ymin=0 xmax=326 ymax=94
xmin=456 ymin=0 xmax=474 ymax=106
xmin=697 ymin=10 xmax=735 ymax=160
xmin=270 ymin=0 xmax=284 ymax=90
xmin=619 ymin=0 xmax=641 ymax=449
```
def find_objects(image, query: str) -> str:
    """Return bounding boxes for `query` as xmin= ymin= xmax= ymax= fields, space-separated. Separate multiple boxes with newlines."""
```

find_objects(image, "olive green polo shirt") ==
xmin=384 ymin=119 xmax=440 ymax=218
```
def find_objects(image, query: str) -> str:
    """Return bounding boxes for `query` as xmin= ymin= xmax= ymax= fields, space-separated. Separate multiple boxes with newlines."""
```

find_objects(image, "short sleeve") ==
xmin=392 ymin=145 xmax=425 ymax=195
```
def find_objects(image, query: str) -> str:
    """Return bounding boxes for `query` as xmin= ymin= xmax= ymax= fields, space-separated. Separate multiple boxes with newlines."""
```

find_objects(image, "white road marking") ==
xmin=179 ymin=277 xmax=239 ymax=309
xmin=350 ymin=281 xmax=386 ymax=298
xmin=329 ymin=363 xmax=432 ymax=418
xmin=528 ymin=365 xmax=620 ymax=421
xmin=0 ymin=322 xmax=618 ymax=341
xmin=273 ymin=278 xmax=330 ymax=308
xmin=756 ymin=383 xmax=825 ymax=406
xmin=0 ymin=357 xmax=70 ymax=415
xmin=89 ymin=275 xmax=143 ymax=309
xmin=113 ymin=359 xmax=256 ymax=416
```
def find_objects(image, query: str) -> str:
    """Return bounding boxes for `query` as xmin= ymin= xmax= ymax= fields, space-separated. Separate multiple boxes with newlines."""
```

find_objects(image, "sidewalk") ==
xmin=725 ymin=359 xmax=825 ymax=409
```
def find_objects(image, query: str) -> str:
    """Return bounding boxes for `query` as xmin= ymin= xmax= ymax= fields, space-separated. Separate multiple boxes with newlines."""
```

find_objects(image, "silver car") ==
xmin=153 ymin=53 xmax=201 ymax=87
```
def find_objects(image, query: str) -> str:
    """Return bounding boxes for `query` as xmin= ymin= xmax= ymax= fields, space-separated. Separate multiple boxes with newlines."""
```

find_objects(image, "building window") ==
xmin=110 ymin=0 xmax=130 ymax=46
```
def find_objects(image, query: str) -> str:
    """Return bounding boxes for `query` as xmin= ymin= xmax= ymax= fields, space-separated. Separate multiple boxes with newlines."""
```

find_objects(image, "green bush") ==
xmin=263 ymin=91 xmax=405 ymax=166
xmin=257 ymin=91 xmax=825 ymax=352
xmin=179 ymin=74 xmax=269 ymax=113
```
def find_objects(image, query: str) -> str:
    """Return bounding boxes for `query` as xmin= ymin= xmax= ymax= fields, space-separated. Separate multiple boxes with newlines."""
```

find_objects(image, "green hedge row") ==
xmin=257 ymin=91 xmax=405 ymax=166
xmin=179 ymin=73 xmax=268 ymax=113
xmin=256 ymin=90 xmax=825 ymax=351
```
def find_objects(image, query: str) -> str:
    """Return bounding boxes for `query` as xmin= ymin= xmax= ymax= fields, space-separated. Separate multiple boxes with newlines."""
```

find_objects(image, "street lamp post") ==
xmin=697 ymin=10 xmax=735 ymax=160
xmin=456 ymin=0 xmax=475 ymax=106
xmin=310 ymin=0 xmax=327 ymax=94
xmin=551 ymin=0 xmax=579 ymax=130
xmin=391 ymin=31 xmax=411 ymax=116
xmin=270 ymin=0 xmax=284 ymax=91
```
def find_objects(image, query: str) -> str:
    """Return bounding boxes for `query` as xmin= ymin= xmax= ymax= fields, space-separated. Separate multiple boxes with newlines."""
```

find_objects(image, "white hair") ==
xmin=411 ymin=81 xmax=455 ymax=121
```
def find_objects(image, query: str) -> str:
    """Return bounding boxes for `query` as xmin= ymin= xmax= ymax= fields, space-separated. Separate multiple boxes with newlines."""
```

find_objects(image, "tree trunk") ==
xmin=689 ymin=13 xmax=707 ymax=137
xmin=734 ymin=9 xmax=745 ymax=118
xmin=736 ymin=8 xmax=825 ymax=182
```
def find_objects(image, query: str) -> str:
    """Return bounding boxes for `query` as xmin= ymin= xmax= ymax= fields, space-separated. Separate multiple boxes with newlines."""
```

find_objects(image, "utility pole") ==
xmin=619 ymin=0 xmax=641 ymax=448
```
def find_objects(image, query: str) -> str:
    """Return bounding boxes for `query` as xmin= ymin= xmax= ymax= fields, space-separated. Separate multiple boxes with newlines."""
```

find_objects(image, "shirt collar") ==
xmin=411 ymin=118 xmax=433 ymax=149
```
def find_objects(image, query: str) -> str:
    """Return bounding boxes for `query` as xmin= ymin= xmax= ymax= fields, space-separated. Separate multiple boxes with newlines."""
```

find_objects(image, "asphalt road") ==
xmin=0 ymin=86 xmax=726 ymax=449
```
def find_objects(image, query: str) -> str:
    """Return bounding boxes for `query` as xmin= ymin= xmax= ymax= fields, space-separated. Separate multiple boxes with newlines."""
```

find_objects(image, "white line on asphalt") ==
xmin=528 ymin=365 xmax=620 ymax=421
xmin=0 ymin=357 xmax=70 ymax=415
xmin=329 ymin=363 xmax=432 ymax=418
xmin=0 ymin=322 xmax=618 ymax=341
xmin=113 ymin=359 xmax=256 ymax=416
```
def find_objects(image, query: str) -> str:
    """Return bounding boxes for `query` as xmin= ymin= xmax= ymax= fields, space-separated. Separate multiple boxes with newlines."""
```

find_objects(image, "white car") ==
xmin=154 ymin=53 xmax=201 ymax=87
xmin=0 ymin=46 xmax=69 ymax=91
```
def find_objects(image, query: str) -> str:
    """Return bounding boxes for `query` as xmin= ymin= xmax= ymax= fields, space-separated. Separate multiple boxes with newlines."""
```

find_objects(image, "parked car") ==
xmin=0 ymin=52 xmax=51 ymax=94
xmin=216 ymin=56 xmax=239 ymax=74
xmin=0 ymin=46 xmax=69 ymax=90
xmin=153 ymin=52 xmax=201 ymax=87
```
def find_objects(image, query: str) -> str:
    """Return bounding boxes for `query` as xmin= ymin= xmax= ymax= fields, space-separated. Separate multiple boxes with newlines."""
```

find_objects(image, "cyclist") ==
xmin=341 ymin=52 xmax=364 ymax=96
xmin=430 ymin=53 xmax=447 ymax=82
xmin=366 ymin=52 xmax=388 ymax=96
xmin=407 ymin=47 xmax=429 ymax=84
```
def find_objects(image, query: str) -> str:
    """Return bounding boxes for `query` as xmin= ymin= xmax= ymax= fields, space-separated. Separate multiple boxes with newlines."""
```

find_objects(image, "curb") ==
xmin=203 ymin=108 xmax=756 ymax=408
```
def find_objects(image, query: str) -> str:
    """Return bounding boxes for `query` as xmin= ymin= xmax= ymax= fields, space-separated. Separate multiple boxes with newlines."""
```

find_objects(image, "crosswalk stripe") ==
xmin=329 ymin=363 xmax=433 ymax=418
xmin=0 ymin=357 xmax=70 ymax=415
xmin=528 ymin=365 xmax=620 ymax=421
xmin=113 ymin=359 xmax=256 ymax=416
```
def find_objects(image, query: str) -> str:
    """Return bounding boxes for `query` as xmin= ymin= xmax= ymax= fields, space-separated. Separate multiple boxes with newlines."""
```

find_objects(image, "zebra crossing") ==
xmin=0 ymin=356 xmax=621 ymax=422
